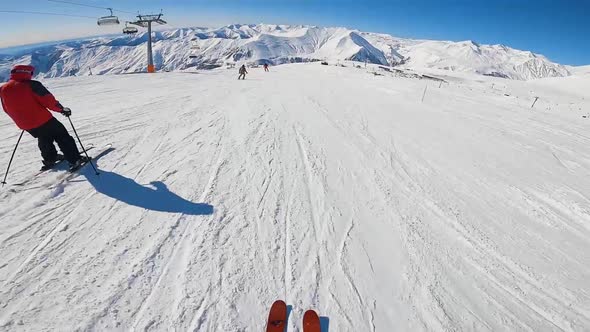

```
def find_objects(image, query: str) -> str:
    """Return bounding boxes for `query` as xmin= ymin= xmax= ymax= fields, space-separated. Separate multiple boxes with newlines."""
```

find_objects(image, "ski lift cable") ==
xmin=47 ymin=0 xmax=140 ymax=25
xmin=0 ymin=10 xmax=95 ymax=19
xmin=46 ymin=0 xmax=136 ymax=14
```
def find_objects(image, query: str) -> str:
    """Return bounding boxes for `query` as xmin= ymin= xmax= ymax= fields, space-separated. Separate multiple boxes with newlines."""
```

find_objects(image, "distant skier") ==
xmin=0 ymin=65 xmax=86 ymax=170
xmin=238 ymin=64 xmax=248 ymax=80
xmin=263 ymin=63 xmax=269 ymax=72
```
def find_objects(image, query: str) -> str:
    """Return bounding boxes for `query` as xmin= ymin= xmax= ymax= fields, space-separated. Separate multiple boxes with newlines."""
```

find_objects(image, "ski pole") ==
xmin=1 ymin=130 xmax=24 ymax=187
xmin=67 ymin=117 xmax=99 ymax=176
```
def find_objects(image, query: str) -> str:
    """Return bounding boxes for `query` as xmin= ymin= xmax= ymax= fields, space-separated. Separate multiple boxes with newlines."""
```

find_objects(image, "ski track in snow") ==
xmin=0 ymin=64 xmax=589 ymax=331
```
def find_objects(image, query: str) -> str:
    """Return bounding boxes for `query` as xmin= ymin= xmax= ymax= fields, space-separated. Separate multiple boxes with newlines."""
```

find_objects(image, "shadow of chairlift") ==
xmin=97 ymin=8 xmax=120 ymax=26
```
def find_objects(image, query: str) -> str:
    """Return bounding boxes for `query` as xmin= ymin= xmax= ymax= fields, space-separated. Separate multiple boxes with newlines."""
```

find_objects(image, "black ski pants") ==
xmin=238 ymin=73 xmax=246 ymax=80
xmin=27 ymin=117 xmax=80 ymax=164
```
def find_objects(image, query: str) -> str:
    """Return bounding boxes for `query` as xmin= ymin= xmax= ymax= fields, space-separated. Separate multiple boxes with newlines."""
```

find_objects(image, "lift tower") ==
xmin=130 ymin=13 xmax=166 ymax=73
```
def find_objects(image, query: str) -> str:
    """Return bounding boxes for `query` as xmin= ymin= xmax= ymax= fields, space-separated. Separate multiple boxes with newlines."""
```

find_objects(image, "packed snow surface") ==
xmin=0 ymin=63 xmax=589 ymax=331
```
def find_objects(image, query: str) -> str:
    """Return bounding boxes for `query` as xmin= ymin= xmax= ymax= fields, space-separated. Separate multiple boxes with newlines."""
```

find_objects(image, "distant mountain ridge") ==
xmin=0 ymin=24 xmax=572 ymax=80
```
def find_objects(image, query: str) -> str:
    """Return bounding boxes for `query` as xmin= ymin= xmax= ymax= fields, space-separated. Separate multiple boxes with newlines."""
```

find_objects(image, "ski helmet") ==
xmin=10 ymin=65 xmax=34 ymax=80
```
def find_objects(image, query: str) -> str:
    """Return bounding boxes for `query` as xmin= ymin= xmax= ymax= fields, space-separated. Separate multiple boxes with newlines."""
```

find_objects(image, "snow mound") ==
xmin=568 ymin=64 xmax=590 ymax=77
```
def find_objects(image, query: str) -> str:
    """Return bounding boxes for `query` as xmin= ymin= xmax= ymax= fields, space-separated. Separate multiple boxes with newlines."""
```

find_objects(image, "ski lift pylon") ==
xmin=97 ymin=8 xmax=120 ymax=26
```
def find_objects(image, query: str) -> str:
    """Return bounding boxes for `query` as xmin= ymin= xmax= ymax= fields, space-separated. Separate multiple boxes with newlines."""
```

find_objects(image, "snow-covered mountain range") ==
xmin=0 ymin=24 xmax=572 ymax=81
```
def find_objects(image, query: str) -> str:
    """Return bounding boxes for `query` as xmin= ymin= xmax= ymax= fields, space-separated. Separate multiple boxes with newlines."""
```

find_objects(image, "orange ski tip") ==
xmin=303 ymin=309 xmax=319 ymax=319
xmin=272 ymin=299 xmax=286 ymax=306
xmin=303 ymin=310 xmax=321 ymax=332
xmin=266 ymin=300 xmax=287 ymax=332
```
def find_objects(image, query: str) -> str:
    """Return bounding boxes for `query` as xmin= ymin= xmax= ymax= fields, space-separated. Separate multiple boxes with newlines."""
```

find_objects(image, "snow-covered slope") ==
xmin=568 ymin=64 xmax=590 ymax=77
xmin=0 ymin=64 xmax=589 ymax=331
xmin=0 ymin=24 xmax=572 ymax=81
xmin=361 ymin=31 xmax=573 ymax=80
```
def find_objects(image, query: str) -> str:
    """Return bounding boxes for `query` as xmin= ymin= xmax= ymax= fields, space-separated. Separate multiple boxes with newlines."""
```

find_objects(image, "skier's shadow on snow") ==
xmin=79 ymin=148 xmax=214 ymax=215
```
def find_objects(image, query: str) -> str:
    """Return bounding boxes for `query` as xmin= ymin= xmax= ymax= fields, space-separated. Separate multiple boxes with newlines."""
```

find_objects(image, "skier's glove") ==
xmin=62 ymin=107 xmax=72 ymax=117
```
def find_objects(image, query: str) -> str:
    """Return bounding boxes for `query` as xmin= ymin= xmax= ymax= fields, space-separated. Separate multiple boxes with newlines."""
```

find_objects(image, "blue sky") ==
xmin=0 ymin=0 xmax=588 ymax=65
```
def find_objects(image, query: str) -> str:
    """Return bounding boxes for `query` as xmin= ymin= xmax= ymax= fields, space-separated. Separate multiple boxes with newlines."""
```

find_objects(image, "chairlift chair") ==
xmin=97 ymin=8 xmax=120 ymax=26
xmin=189 ymin=39 xmax=200 ymax=58
xmin=123 ymin=22 xmax=138 ymax=34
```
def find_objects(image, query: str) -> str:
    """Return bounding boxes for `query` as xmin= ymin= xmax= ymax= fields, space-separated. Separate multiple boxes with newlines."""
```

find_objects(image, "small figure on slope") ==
xmin=238 ymin=64 xmax=248 ymax=80
xmin=0 ymin=65 xmax=87 ymax=171
xmin=264 ymin=63 xmax=270 ymax=72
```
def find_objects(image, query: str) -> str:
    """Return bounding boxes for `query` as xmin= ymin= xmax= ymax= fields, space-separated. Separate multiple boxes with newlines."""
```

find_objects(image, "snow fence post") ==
xmin=530 ymin=97 xmax=539 ymax=109
xmin=421 ymin=84 xmax=428 ymax=103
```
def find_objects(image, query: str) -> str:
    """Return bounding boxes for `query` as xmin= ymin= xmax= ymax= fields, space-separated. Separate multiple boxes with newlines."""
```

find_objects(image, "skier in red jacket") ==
xmin=0 ymin=65 xmax=84 ymax=170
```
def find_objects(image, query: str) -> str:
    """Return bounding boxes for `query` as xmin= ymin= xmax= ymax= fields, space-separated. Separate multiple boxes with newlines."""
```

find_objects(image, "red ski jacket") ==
xmin=0 ymin=65 xmax=64 ymax=130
